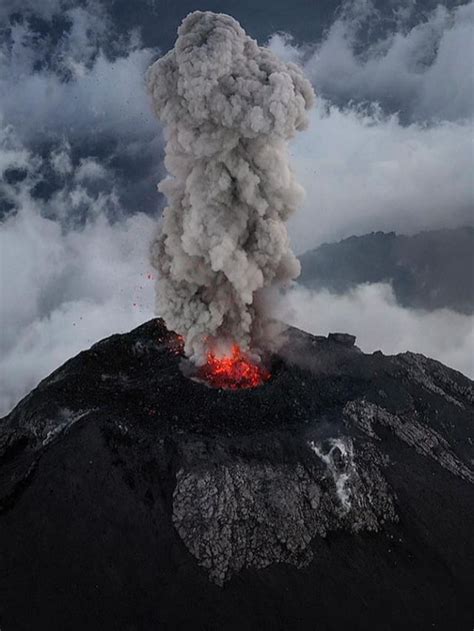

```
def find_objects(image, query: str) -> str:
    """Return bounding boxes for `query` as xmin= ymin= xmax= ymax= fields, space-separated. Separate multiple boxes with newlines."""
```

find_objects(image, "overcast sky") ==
xmin=0 ymin=0 xmax=473 ymax=414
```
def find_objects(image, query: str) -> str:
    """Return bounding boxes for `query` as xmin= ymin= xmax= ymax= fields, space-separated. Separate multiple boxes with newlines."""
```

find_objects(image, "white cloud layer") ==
xmin=268 ymin=1 xmax=474 ymax=252
xmin=0 ymin=207 xmax=155 ymax=415
xmin=288 ymin=102 xmax=473 ymax=252
xmin=2 ymin=38 xmax=157 ymax=143
xmin=270 ymin=1 xmax=474 ymax=123
xmin=0 ymin=2 xmax=162 ymax=217
xmin=0 ymin=5 xmax=161 ymax=415
xmin=281 ymin=283 xmax=474 ymax=378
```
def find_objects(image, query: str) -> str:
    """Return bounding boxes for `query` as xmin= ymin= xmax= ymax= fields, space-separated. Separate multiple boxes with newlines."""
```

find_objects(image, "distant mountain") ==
xmin=1 ymin=319 xmax=473 ymax=629
xmin=298 ymin=227 xmax=474 ymax=313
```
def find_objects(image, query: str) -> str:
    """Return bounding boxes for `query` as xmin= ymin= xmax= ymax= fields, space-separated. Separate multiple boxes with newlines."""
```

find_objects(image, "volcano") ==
xmin=0 ymin=319 xmax=473 ymax=630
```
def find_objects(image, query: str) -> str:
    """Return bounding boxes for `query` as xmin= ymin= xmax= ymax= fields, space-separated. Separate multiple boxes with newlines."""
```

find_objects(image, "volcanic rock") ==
xmin=0 ymin=319 xmax=473 ymax=630
xmin=327 ymin=332 xmax=356 ymax=347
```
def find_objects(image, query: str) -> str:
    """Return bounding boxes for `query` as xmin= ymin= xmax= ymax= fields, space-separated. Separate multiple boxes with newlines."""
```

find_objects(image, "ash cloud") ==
xmin=147 ymin=11 xmax=315 ymax=361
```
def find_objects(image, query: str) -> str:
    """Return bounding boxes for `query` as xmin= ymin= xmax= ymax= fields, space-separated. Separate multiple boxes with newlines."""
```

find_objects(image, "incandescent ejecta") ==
xmin=148 ymin=11 xmax=315 ymax=363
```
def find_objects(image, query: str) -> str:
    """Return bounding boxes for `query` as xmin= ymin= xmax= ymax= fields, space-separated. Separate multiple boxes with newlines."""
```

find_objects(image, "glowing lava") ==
xmin=197 ymin=345 xmax=270 ymax=390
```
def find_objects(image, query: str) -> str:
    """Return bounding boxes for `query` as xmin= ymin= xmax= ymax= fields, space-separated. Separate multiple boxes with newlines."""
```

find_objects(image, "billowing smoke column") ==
xmin=148 ymin=11 xmax=315 ymax=363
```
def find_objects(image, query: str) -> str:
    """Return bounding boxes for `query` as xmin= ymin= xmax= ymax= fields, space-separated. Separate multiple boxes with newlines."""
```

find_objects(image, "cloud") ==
xmin=265 ymin=2 xmax=474 ymax=252
xmin=0 ymin=204 xmax=155 ymax=416
xmin=0 ymin=2 xmax=163 ymax=219
xmin=2 ymin=43 xmax=157 ymax=143
xmin=288 ymin=102 xmax=473 ymax=252
xmin=280 ymin=283 xmax=474 ymax=378
xmin=0 ymin=118 xmax=156 ymax=416
xmin=0 ymin=0 xmax=68 ymax=21
xmin=270 ymin=0 xmax=474 ymax=123
xmin=0 ymin=2 xmax=163 ymax=415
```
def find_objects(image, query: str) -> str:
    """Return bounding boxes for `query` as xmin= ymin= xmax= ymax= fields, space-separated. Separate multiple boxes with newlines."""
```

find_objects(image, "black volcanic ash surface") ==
xmin=0 ymin=318 xmax=473 ymax=630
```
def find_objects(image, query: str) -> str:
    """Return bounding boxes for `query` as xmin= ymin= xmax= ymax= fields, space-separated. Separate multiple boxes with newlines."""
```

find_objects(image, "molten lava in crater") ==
xmin=197 ymin=344 xmax=270 ymax=390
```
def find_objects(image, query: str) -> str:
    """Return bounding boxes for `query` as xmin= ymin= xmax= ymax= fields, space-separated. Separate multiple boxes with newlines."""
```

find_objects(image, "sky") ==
xmin=0 ymin=0 xmax=473 ymax=414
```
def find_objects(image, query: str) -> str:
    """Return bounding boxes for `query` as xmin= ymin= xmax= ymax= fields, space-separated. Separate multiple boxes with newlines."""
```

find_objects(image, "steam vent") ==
xmin=0 ymin=319 xmax=473 ymax=629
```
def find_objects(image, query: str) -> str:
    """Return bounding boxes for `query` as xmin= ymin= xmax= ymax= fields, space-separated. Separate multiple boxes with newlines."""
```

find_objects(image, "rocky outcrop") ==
xmin=328 ymin=332 xmax=356 ymax=346
xmin=172 ymin=436 xmax=396 ymax=585
xmin=343 ymin=399 xmax=474 ymax=483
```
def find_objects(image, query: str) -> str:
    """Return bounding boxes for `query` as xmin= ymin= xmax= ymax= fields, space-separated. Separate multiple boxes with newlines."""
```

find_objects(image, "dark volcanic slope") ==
xmin=0 ymin=319 xmax=473 ymax=631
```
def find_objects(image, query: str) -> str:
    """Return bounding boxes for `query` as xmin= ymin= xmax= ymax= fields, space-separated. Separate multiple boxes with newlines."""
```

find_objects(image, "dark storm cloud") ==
xmin=301 ymin=0 xmax=474 ymax=123
xmin=0 ymin=1 xmax=163 ymax=220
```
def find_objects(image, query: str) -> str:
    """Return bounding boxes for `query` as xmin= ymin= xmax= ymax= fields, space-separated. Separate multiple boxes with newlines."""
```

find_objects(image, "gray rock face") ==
xmin=344 ymin=400 xmax=474 ymax=484
xmin=0 ymin=318 xmax=473 ymax=630
xmin=395 ymin=351 xmax=474 ymax=407
xmin=172 ymin=436 xmax=396 ymax=585
xmin=328 ymin=332 xmax=356 ymax=347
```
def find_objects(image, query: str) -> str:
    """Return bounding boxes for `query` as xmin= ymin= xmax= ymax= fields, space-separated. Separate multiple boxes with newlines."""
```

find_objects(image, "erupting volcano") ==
xmin=147 ymin=10 xmax=315 ymax=367
xmin=197 ymin=345 xmax=271 ymax=389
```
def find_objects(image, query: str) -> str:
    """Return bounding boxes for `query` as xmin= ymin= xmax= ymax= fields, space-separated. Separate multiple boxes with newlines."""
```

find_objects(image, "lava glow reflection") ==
xmin=197 ymin=345 xmax=270 ymax=390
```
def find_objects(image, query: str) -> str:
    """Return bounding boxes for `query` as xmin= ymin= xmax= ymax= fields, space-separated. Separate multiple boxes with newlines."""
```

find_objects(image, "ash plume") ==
xmin=148 ymin=11 xmax=315 ymax=362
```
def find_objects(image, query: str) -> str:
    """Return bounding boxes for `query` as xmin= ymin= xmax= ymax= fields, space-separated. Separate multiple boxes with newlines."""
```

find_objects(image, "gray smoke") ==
xmin=147 ymin=11 xmax=315 ymax=362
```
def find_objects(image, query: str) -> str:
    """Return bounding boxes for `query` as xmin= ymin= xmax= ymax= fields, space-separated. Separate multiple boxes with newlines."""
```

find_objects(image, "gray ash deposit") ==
xmin=0 ymin=318 xmax=473 ymax=630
